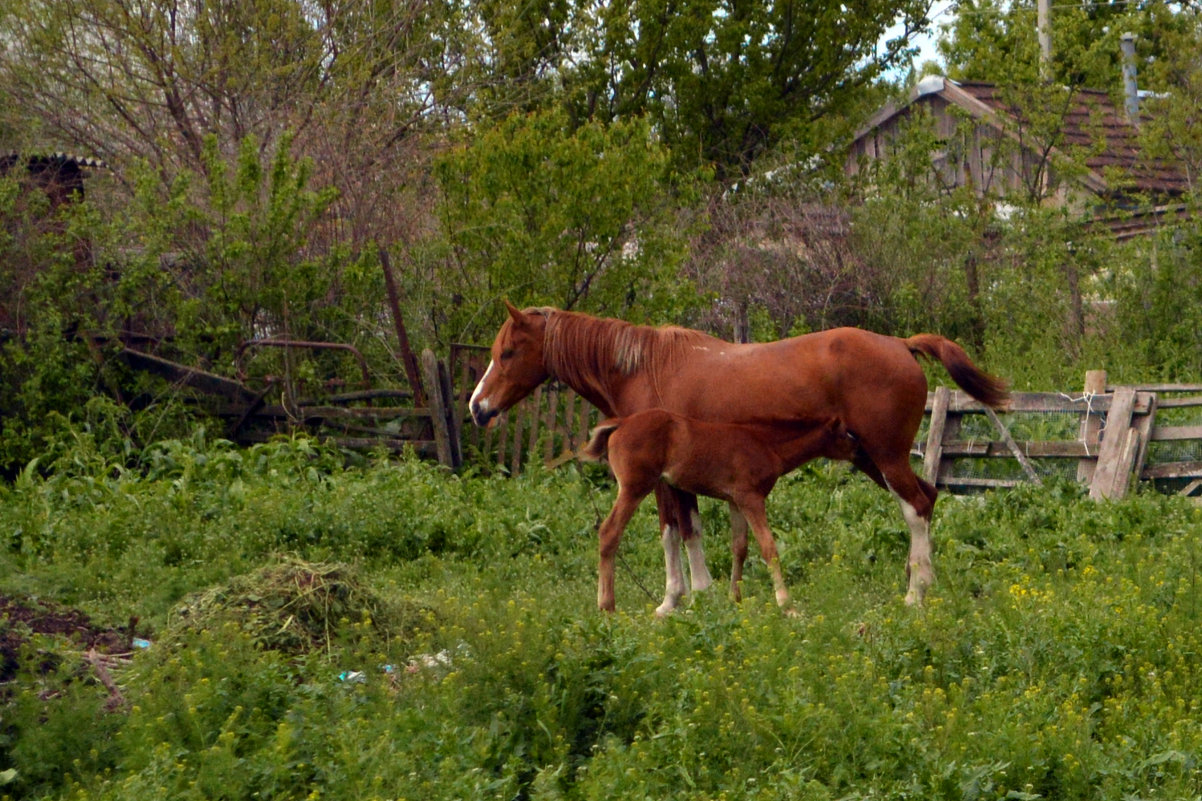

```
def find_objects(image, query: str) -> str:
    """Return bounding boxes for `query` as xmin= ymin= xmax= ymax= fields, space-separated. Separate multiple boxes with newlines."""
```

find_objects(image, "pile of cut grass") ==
xmin=166 ymin=556 xmax=436 ymax=655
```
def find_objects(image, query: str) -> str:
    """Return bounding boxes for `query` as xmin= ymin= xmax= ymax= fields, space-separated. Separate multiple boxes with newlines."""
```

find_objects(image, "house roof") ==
xmin=854 ymin=76 xmax=1189 ymax=199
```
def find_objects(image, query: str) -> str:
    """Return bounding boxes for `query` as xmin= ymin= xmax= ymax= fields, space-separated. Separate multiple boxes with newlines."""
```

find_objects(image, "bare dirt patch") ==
xmin=0 ymin=594 xmax=136 ymax=682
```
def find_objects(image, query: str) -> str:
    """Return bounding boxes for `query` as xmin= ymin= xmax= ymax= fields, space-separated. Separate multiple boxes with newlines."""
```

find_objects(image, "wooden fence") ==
xmin=446 ymin=355 xmax=1202 ymax=501
xmin=448 ymin=344 xmax=600 ymax=474
xmin=126 ymin=343 xmax=1201 ymax=501
xmin=920 ymin=370 xmax=1202 ymax=499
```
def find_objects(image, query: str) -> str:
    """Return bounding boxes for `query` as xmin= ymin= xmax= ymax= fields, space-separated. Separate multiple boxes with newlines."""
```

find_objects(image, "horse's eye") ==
xmin=500 ymin=348 xmax=515 ymax=361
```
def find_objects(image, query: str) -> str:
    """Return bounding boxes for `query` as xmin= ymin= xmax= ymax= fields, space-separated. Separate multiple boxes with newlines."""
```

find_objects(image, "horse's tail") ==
xmin=581 ymin=418 xmax=622 ymax=462
xmin=903 ymin=334 xmax=1010 ymax=410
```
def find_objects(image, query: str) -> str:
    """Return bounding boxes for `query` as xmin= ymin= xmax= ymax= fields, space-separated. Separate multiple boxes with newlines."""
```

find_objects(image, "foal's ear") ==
xmin=504 ymin=301 xmax=525 ymax=324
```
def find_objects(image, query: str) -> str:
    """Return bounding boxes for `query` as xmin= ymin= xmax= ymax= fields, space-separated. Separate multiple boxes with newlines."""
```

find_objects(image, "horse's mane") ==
xmin=538 ymin=309 xmax=715 ymax=407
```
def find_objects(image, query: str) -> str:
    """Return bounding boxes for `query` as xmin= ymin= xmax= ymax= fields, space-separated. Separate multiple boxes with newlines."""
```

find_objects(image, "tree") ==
xmin=0 ymin=0 xmax=455 ymax=251
xmin=431 ymin=108 xmax=703 ymax=343
xmin=939 ymin=0 xmax=1199 ymax=92
xmin=460 ymin=0 xmax=933 ymax=181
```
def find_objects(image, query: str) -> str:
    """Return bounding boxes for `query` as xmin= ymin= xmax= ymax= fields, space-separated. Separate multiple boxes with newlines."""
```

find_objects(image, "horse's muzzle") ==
xmin=470 ymin=402 xmax=499 ymax=428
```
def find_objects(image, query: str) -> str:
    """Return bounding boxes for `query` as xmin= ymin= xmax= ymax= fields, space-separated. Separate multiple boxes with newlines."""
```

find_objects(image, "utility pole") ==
xmin=1037 ymin=0 xmax=1051 ymax=81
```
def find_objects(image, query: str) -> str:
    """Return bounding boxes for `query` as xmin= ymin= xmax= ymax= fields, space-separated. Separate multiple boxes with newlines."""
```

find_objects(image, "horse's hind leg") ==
xmin=875 ymin=457 xmax=938 ymax=606
xmin=655 ymin=484 xmax=711 ymax=615
xmin=736 ymin=497 xmax=793 ymax=611
xmin=679 ymin=492 xmax=713 ymax=593
xmin=728 ymin=505 xmax=749 ymax=602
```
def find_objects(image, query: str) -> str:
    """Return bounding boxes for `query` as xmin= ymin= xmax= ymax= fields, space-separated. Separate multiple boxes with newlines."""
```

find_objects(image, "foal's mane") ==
xmin=538 ymin=309 xmax=714 ymax=406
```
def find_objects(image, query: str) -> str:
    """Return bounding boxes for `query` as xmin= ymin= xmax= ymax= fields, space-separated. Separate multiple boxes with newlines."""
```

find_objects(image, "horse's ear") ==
xmin=504 ymin=301 xmax=524 ymax=324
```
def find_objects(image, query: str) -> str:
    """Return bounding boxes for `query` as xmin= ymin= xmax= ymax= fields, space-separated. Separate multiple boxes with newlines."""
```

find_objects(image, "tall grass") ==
xmin=1 ymin=438 xmax=1200 ymax=800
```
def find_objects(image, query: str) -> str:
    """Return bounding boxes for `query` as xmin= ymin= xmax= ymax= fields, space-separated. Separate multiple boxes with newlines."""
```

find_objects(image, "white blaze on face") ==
xmin=470 ymin=360 xmax=495 ymax=414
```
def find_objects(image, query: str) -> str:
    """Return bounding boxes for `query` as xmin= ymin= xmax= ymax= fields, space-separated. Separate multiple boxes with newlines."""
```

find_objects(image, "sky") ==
xmin=884 ymin=0 xmax=958 ymax=75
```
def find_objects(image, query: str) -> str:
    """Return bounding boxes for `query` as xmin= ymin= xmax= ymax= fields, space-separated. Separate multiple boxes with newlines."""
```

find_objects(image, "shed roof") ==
xmin=854 ymin=77 xmax=1189 ymax=199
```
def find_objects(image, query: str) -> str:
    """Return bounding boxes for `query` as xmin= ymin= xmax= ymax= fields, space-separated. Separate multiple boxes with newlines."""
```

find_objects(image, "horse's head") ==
xmin=469 ymin=302 xmax=551 ymax=427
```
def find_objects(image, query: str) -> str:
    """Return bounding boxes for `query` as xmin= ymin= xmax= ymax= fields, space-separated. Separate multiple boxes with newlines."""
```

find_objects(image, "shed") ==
xmin=846 ymin=76 xmax=1189 ymax=238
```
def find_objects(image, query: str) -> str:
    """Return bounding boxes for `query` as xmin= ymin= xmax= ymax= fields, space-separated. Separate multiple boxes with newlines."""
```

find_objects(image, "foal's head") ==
xmin=470 ymin=302 xmax=551 ymax=426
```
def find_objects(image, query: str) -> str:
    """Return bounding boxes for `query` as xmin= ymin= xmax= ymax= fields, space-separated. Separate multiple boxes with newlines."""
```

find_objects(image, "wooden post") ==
xmin=1090 ymin=386 xmax=1137 ymax=500
xmin=576 ymin=396 xmax=591 ymax=450
xmin=1077 ymin=369 xmax=1107 ymax=484
xmin=509 ymin=401 xmax=526 ymax=475
xmin=562 ymin=392 xmax=578 ymax=451
xmin=526 ymin=386 xmax=543 ymax=469
xmin=923 ymin=386 xmax=950 ymax=485
xmin=542 ymin=387 xmax=559 ymax=464
xmin=1131 ymin=391 xmax=1157 ymax=483
xmin=421 ymin=349 xmax=453 ymax=468
xmin=438 ymin=359 xmax=462 ymax=469
xmin=380 ymin=248 xmax=426 ymax=407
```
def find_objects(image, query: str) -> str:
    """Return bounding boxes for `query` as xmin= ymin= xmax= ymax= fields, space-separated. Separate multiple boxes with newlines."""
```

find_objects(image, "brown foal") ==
xmin=582 ymin=409 xmax=858 ymax=614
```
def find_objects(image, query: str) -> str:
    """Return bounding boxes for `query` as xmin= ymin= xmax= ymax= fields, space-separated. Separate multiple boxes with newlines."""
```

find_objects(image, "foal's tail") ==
xmin=903 ymin=334 xmax=1010 ymax=409
xmin=581 ymin=419 xmax=622 ymax=462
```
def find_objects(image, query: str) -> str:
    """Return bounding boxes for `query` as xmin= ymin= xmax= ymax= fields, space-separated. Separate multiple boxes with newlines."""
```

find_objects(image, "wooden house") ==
xmin=845 ymin=76 xmax=1190 ymax=239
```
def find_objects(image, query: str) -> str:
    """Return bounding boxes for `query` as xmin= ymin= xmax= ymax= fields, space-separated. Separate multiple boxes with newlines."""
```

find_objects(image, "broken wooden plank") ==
xmin=1131 ymin=392 xmax=1157 ymax=485
xmin=118 ymin=348 xmax=256 ymax=404
xmin=1140 ymin=461 xmax=1202 ymax=480
xmin=1090 ymin=387 xmax=1138 ymax=500
xmin=984 ymin=406 xmax=1043 ymax=486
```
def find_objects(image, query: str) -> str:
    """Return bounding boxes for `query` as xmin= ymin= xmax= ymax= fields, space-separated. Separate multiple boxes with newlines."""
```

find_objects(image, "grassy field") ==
xmin=1 ymin=435 xmax=1201 ymax=800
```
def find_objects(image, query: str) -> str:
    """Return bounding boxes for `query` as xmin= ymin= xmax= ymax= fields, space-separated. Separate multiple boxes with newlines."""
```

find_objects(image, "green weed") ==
xmin=1 ymin=441 xmax=1201 ymax=800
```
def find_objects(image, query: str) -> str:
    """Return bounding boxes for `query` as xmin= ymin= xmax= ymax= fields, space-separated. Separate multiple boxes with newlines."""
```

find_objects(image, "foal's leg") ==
xmin=728 ymin=504 xmax=750 ymax=602
xmin=736 ymin=497 xmax=793 ymax=610
xmin=597 ymin=485 xmax=649 ymax=612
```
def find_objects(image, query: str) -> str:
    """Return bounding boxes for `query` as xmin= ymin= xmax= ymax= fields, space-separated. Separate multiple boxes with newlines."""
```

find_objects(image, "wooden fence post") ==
xmin=421 ymin=349 xmax=454 ymax=468
xmin=1077 ymin=369 xmax=1107 ymax=484
xmin=923 ymin=386 xmax=950 ymax=485
xmin=438 ymin=358 xmax=462 ymax=469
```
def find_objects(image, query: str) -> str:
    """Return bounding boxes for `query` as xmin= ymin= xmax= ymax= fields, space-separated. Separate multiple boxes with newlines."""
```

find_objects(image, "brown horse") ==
xmin=470 ymin=303 xmax=1008 ymax=611
xmin=581 ymin=410 xmax=858 ymax=613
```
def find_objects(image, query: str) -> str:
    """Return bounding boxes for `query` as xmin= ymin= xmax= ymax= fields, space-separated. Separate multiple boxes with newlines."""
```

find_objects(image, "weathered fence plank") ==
xmin=1077 ymin=369 xmax=1108 ymax=484
xmin=1089 ymin=387 xmax=1137 ymax=500
xmin=422 ymin=349 xmax=454 ymax=468
xmin=923 ymin=387 xmax=950 ymax=485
